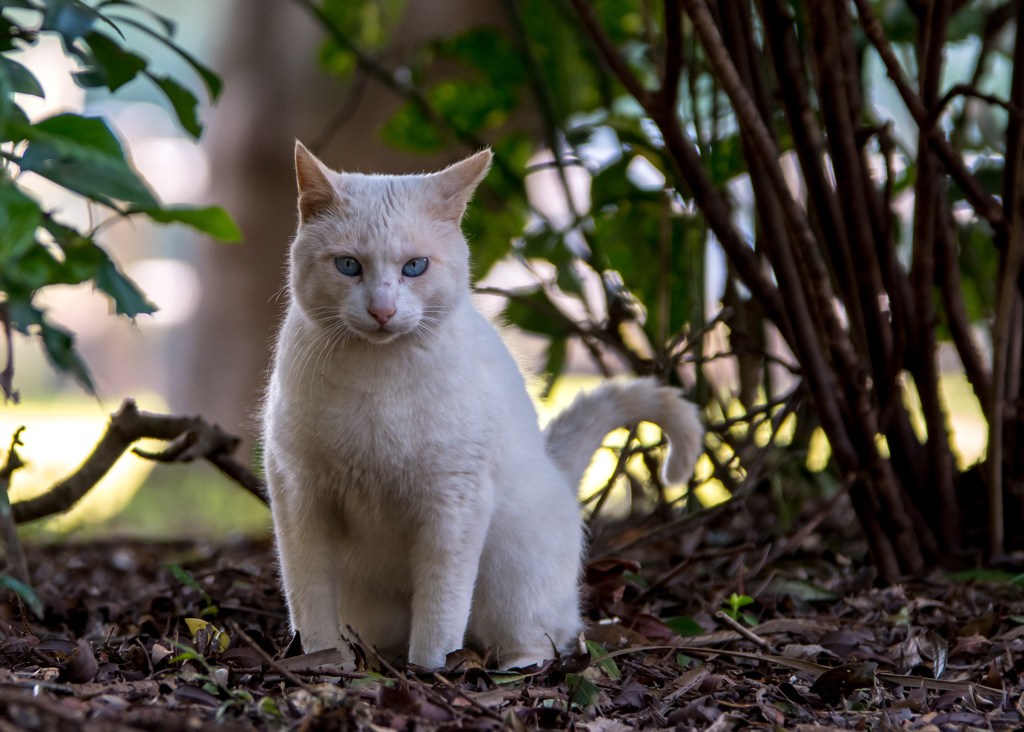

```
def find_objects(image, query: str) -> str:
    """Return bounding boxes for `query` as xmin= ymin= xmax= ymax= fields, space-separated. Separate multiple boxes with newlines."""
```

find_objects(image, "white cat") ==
xmin=262 ymin=143 xmax=704 ymax=669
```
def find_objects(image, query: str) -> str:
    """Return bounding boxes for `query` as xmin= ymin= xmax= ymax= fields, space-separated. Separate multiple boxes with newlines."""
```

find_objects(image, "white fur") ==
xmin=263 ymin=145 xmax=704 ymax=669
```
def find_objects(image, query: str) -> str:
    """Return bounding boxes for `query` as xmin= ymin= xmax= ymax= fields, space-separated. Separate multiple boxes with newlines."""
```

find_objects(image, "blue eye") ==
xmin=335 ymin=256 xmax=362 ymax=276
xmin=402 ymin=257 xmax=428 ymax=277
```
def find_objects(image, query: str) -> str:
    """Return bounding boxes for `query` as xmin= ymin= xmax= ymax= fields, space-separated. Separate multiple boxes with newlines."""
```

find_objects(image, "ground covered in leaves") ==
xmin=0 ymin=530 xmax=1021 ymax=731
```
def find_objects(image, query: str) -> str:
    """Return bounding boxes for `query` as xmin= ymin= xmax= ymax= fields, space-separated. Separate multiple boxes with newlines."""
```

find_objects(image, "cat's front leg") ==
xmin=407 ymin=478 xmax=492 ymax=668
xmin=270 ymin=475 xmax=352 ymax=659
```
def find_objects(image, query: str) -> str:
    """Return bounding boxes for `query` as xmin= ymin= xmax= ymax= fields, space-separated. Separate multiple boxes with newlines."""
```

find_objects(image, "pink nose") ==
xmin=368 ymin=306 xmax=396 ymax=325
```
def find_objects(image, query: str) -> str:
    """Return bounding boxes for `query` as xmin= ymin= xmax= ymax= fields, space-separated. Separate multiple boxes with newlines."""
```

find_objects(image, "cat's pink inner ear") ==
xmin=295 ymin=141 xmax=338 ymax=222
xmin=430 ymin=149 xmax=493 ymax=221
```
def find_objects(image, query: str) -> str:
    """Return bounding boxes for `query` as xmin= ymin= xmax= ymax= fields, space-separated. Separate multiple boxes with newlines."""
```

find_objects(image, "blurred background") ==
xmin=2 ymin=0 xmax=1010 ymax=557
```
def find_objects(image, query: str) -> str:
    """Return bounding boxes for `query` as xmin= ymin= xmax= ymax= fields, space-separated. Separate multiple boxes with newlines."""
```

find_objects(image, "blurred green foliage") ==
xmin=0 ymin=0 xmax=239 ymax=399
xmin=306 ymin=0 xmax=1010 ymax=403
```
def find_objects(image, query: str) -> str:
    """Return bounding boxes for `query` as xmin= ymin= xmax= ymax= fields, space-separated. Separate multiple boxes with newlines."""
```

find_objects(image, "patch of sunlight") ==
xmin=801 ymin=369 xmax=987 ymax=473
xmin=901 ymin=373 xmax=928 ymax=441
xmin=537 ymin=373 xmax=603 ymax=426
xmin=806 ymin=427 xmax=831 ymax=472
xmin=941 ymin=370 xmax=987 ymax=469
xmin=901 ymin=370 xmax=987 ymax=469
xmin=0 ymin=395 xmax=162 ymax=531
xmin=694 ymin=479 xmax=731 ymax=506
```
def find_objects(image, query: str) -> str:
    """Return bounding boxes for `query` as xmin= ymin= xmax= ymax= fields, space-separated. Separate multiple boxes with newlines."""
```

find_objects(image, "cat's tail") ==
xmin=543 ymin=377 xmax=704 ymax=491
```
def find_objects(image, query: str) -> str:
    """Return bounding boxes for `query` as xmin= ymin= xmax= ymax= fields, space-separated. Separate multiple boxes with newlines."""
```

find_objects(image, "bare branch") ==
xmin=850 ymin=0 xmax=1004 ymax=228
xmin=0 ymin=429 xmax=29 ymax=586
xmin=930 ymin=83 xmax=1023 ymax=128
xmin=938 ymin=211 xmax=991 ymax=411
xmin=11 ymin=400 xmax=267 ymax=526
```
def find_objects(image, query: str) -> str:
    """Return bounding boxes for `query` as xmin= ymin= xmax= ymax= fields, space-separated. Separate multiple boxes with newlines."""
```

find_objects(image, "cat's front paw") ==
xmin=297 ymin=628 xmax=355 ymax=662
xmin=407 ymin=644 xmax=449 ymax=670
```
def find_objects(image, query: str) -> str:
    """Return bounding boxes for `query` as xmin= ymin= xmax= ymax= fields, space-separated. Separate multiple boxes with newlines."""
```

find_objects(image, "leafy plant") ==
xmin=0 ymin=0 xmax=239 ymax=400
xmin=721 ymin=593 xmax=756 ymax=627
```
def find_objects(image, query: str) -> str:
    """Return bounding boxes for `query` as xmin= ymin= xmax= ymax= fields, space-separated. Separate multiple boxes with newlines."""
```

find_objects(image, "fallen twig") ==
xmin=228 ymin=622 xmax=316 ymax=692
xmin=714 ymin=611 xmax=769 ymax=649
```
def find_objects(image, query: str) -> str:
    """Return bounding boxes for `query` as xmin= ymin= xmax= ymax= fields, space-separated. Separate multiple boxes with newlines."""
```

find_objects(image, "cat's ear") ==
xmin=428 ymin=149 xmax=492 ymax=222
xmin=295 ymin=141 xmax=339 ymax=222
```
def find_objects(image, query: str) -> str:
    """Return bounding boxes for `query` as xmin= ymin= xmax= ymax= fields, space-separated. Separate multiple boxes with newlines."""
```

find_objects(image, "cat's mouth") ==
xmin=359 ymin=324 xmax=402 ymax=343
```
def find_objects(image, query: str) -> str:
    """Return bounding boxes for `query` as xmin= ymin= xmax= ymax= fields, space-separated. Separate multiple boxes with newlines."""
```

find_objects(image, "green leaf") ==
xmin=164 ymin=563 xmax=208 ymax=597
xmin=585 ymin=640 xmax=620 ymax=678
xmin=463 ymin=182 xmax=525 ymax=279
xmin=436 ymin=27 xmax=526 ymax=87
xmin=0 ymin=576 xmax=44 ymax=617
xmin=94 ymin=257 xmax=155 ymax=317
xmin=0 ymin=101 xmax=30 ymax=143
xmin=109 ymin=15 xmax=221 ymax=100
xmin=565 ymin=673 xmax=600 ymax=709
xmin=429 ymin=78 xmax=519 ymax=135
xmin=131 ymin=205 xmax=241 ymax=241
xmin=39 ymin=319 xmax=94 ymax=392
xmin=947 ymin=3 xmax=986 ymax=42
xmin=379 ymin=101 xmax=444 ymax=153
xmin=6 ymin=244 xmax=69 ymax=291
xmin=0 ymin=184 xmax=41 ymax=262
xmin=0 ymin=57 xmax=44 ymax=97
xmin=17 ymin=113 xmax=158 ymax=207
xmin=81 ymin=31 xmax=147 ymax=91
xmin=591 ymin=155 xmax=659 ymax=210
xmin=58 ymin=240 xmax=109 ymax=283
xmin=258 ymin=696 xmax=281 ymax=716
xmin=40 ymin=215 xmax=88 ymax=248
xmin=594 ymin=0 xmax=644 ymax=43
xmin=25 ymin=112 xmax=124 ymax=157
xmin=709 ymin=132 xmax=746 ymax=185
xmin=42 ymin=0 xmax=122 ymax=50
xmin=663 ymin=616 xmax=705 ymax=637
xmin=95 ymin=0 xmax=176 ymax=36
xmin=728 ymin=593 xmax=754 ymax=611
xmin=5 ymin=296 xmax=41 ymax=335
xmin=0 ymin=50 xmax=15 ymax=128
xmin=503 ymin=287 xmax=572 ymax=338
xmin=147 ymin=73 xmax=201 ymax=137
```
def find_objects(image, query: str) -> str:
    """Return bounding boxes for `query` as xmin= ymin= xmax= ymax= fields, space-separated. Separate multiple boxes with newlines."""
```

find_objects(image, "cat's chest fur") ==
xmin=270 ymin=309 xmax=495 ymax=504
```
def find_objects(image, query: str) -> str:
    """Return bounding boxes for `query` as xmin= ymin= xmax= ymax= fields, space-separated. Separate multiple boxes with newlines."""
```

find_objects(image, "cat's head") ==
xmin=288 ymin=142 xmax=491 ymax=345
